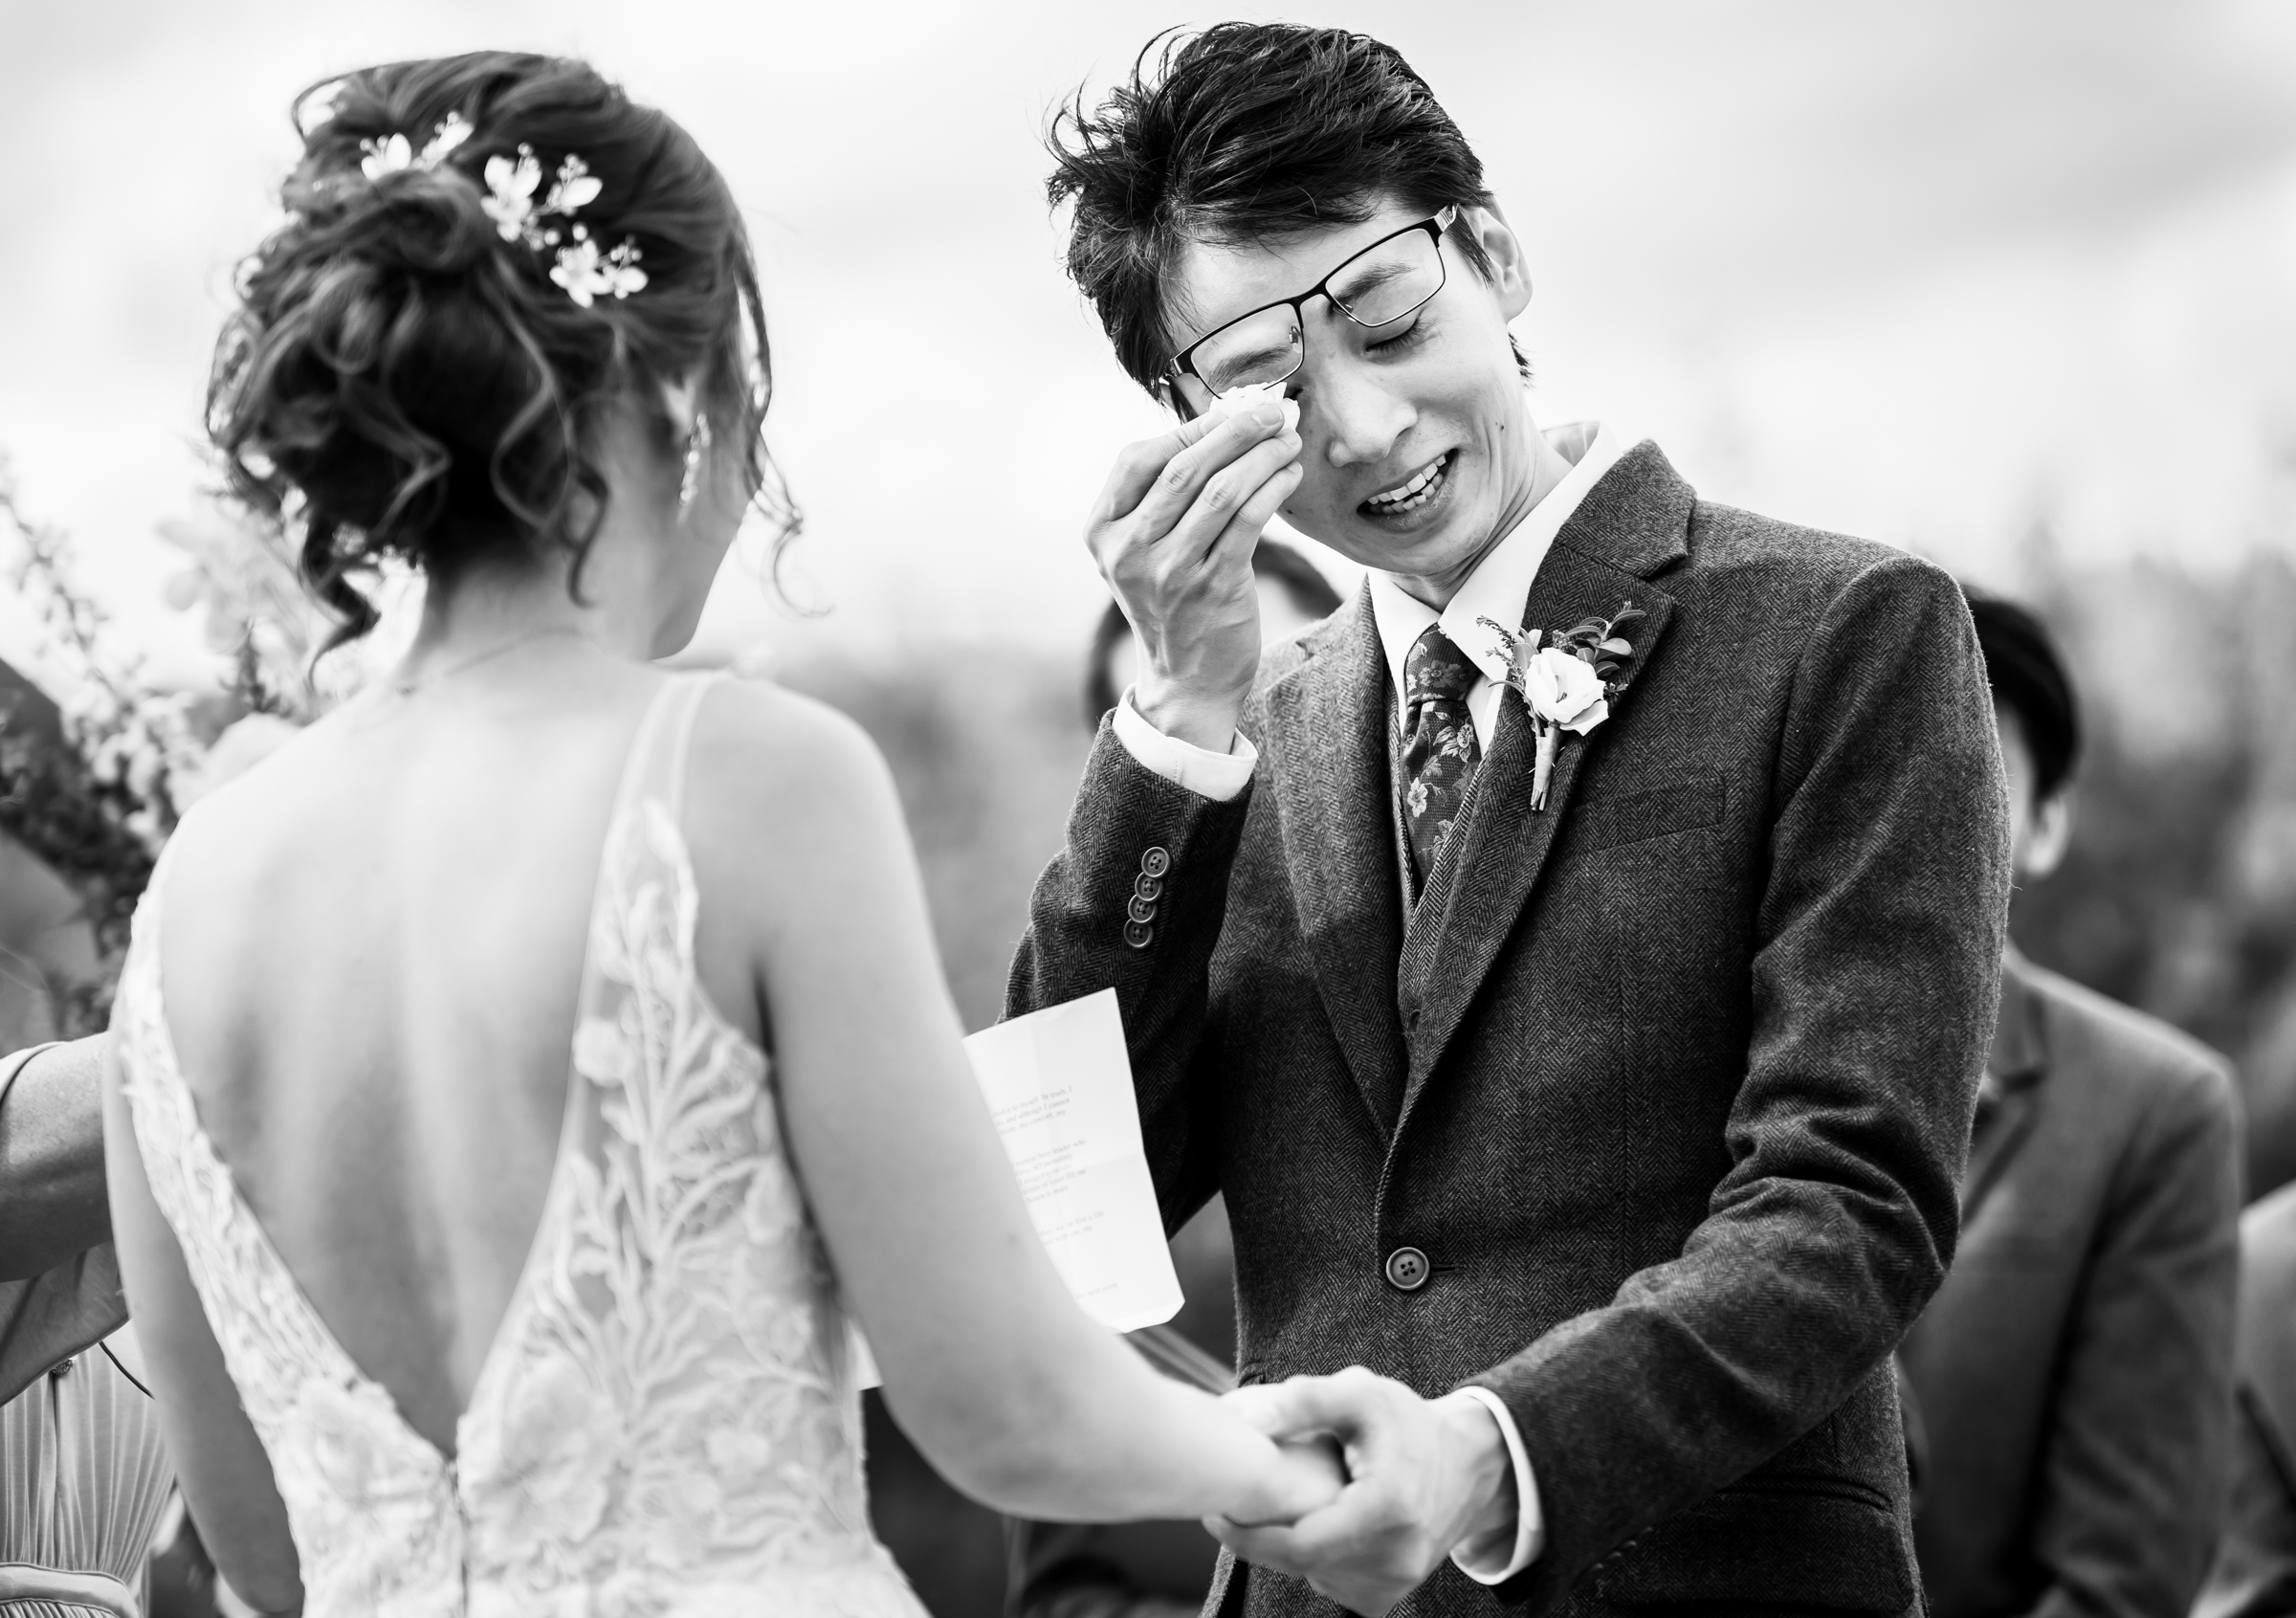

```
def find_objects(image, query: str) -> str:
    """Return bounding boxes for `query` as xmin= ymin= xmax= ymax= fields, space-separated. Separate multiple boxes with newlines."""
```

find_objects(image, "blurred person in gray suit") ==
xmin=2196 ymin=1184 xmax=2296 ymax=1618
xmin=1007 ymin=542 xmax=1340 ymax=1618
xmin=1899 ymin=591 xmax=2242 ymax=1618
xmin=1 ymin=1036 xmax=179 ymax=1615
xmin=1015 ymin=22 xmax=2011 ymax=1616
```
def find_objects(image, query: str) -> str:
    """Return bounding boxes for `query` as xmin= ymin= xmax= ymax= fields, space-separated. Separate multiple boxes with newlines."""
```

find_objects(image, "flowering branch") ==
xmin=0 ymin=465 xmax=207 ymax=1031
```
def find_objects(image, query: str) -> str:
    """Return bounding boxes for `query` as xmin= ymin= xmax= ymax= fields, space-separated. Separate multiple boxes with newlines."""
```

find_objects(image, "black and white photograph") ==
xmin=3 ymin=4 xmax=2295 ymax=1616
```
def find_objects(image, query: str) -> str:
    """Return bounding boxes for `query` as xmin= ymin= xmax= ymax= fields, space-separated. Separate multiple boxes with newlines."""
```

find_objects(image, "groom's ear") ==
xmin=1461 ymin=203 xmax=1532 ymax=321
xmin=2022 ymin=788 xmax=2075 ymax=880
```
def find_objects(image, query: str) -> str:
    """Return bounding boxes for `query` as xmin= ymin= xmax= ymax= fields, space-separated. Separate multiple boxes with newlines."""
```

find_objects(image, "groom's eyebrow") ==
xmin=1333 ymin=258 xmax=1411 ymax=301
xmin=1210 ymin=334 xmax=1296 ymax=371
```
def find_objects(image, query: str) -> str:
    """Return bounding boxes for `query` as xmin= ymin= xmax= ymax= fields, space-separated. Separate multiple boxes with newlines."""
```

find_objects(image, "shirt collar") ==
xmin=1986 ymin=945 xmax=2049 ymax=1088
xmin=1369 ymin=421 xmax=1625 ymax=700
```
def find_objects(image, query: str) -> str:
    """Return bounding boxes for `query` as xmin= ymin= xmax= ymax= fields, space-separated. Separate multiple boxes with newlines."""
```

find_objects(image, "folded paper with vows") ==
xmin=850 ymin=987 xmax=1183 ymax=1388
xmin=962 ymin=987 xmax=1184 ymax=1332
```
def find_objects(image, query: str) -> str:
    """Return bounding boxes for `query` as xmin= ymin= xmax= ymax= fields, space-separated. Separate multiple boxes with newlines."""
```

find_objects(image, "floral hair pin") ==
xmin=359 ymin=111 xmax=474 ymax=180
xmin=479 ymin=144 xmax=649 ymax=307
xmin=346 ymin=115 xmax=646 ymax=309
xmin=1478 ymin=600 xmax=1646 ymax=810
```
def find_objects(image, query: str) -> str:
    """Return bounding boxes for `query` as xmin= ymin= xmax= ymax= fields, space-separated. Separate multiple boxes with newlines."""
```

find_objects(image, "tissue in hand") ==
xmin=1206 ymin=380 xmax=1299 ymax=434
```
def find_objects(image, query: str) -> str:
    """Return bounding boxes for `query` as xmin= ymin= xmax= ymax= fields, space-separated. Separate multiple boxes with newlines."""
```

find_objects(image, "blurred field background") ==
xmin=5 ymin=2 xmax=2296 ymax=1613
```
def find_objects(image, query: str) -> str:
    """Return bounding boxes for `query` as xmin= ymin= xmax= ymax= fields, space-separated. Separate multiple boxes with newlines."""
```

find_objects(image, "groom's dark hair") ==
xmin=1965 ymin=589 xmax=2082 ymax=801
xmin=1047 ymin=24 xmax=1504 ymax=400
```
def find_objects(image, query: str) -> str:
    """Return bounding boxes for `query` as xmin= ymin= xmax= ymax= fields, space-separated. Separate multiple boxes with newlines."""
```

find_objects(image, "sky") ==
xmin=2 ymin=0 xmax=2293 ymax=688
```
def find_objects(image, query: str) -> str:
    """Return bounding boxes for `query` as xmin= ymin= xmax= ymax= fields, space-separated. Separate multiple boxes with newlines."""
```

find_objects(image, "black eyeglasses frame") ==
xmin=1165 ymin=206 xmax=1461 ymax=398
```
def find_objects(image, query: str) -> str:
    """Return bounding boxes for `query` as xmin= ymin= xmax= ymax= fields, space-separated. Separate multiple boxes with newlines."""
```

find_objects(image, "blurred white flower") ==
xmin=418 ymin=112 xmax=473 ymax=168
xmin=550 ymin=229 xmax=647 ymax=309
xmin=482 ymin=146 xmax=544 ymax=244
xmin=541 ymin=154 xmax=602 ymax=217
xmin=360 ymin=115 xmax=473 ymax=183
xmin=359 ymin=133 xmax=413 ymax=181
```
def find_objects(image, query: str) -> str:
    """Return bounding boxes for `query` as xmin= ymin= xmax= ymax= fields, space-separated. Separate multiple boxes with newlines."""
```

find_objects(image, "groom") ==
xmin=1011 ymin=23 xmax=2009 ymax=1618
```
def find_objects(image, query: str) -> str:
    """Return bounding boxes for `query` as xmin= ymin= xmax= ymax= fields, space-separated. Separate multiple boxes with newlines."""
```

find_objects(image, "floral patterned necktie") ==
xmin=1401 ymin=625 xmax=1483 ymax=888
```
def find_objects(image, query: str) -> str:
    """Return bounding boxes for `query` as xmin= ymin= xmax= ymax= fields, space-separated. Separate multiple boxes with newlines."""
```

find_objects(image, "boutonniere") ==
xmin=1476 ymin=601 xmax=1647 ymax=809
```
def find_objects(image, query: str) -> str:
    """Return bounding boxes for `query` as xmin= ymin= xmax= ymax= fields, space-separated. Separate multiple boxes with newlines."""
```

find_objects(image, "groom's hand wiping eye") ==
xmin=1087 ymin=403 xmax=1304 ymax=753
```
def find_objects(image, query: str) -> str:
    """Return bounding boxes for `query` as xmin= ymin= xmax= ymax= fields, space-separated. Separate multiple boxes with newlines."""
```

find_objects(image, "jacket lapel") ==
xmin=1394 ymin=443 xmax=1692 ymax=1108
xmin=1264 ymin=591 xmax=1409 ymax=1135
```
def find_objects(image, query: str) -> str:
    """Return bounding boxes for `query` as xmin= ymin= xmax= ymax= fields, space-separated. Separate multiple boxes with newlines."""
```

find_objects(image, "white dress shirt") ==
xmin=1110 ymin=421 xmax=1626 ymax=1583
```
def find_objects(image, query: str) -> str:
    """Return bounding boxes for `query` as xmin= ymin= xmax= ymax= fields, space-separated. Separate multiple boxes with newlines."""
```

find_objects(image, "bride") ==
xmin=101 ymin=51 xmax=1338 ymax=1616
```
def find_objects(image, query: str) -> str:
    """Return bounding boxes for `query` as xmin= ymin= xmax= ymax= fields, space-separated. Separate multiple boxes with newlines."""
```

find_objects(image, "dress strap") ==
xmin=606 ymin=671 xmax=724 ymax=834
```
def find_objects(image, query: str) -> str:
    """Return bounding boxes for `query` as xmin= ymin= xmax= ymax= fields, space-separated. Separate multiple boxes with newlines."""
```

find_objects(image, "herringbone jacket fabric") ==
xmin=1009 ymin=442 xmax=2011 ymax=1618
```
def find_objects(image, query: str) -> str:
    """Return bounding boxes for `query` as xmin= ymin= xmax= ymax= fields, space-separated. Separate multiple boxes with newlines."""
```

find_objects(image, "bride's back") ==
xmin=95 ymin=51 xmax=937 ymax=1609
xmin=160 ymin=664 xmax=677 ymax=1451
xmin=140 ymin=48 xmax=798 ymax=1465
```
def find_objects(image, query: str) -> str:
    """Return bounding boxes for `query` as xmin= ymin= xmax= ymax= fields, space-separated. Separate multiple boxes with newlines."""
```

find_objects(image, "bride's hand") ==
xmin=1220 ymin=1381 xmax=1343 ymax=1525
xmin=1227 ymin=1430 xmax=1348 ymax=1527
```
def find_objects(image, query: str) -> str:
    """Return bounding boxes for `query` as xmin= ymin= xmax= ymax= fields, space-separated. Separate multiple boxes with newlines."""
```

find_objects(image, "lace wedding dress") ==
xmin=115 ymin=674 xmax=928 ymax=1618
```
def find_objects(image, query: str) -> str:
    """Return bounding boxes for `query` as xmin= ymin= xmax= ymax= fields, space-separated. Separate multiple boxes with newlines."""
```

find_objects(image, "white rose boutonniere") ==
xmin=1520 ymin=646 xmax=1609 ymax=736
xmin=1478 ymin=601 xmax=1647 ymax=809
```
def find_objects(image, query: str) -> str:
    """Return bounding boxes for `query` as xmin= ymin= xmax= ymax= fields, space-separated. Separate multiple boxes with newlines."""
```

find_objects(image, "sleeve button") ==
xmin=1123 ymin=920 xmax=1155 ymax=949
xmin=1133 ymin=873 xmax=1164 ymax=900
xmin=1127 ymin=894 xmax=1157 ymax=924
xmin=1139 ymin=846 xmax=1172 ymax=878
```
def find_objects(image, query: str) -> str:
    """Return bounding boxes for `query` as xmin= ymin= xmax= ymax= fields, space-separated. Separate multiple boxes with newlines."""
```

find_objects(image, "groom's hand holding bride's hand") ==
xmin=1206 ymin=1367 xmax=1517 ymax=1618
xmin=1230 ymin=1428 xmax=1352 ymax=1533
xmin=1087 ymin=401 xmax=1304 ymax=752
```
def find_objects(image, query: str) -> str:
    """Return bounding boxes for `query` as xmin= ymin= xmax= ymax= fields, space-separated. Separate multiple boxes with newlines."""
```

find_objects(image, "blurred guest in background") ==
xmin=0 ymin=1035 xmax=177 ymax=1617
xmin=1004 ymin=540 xmax=1336 ymax=1618
xmin=1899 ymin=590 xmax=2241 ymax=1618
xmin=0 ymin=663 xmax=105 ymax=1050
xmin=1 ymin=1039 xmax=119 ymax=1387
xmin=0 ymin=678 xmax=300 ymax=1616
xmin=2196 ymin=1183 xmax=2296 ymax=1618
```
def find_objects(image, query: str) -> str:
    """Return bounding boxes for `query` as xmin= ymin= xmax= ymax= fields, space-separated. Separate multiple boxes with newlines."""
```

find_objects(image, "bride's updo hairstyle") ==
xmin=210 ymin=51 xmax=793 ymax=644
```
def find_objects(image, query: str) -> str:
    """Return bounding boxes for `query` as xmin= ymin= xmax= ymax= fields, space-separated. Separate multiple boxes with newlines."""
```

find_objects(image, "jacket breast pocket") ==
xmin=1579 ymin=773 xmax=1727 ymax=854
xmin=1591 ymin=1478 xmax=1912 ymax=1613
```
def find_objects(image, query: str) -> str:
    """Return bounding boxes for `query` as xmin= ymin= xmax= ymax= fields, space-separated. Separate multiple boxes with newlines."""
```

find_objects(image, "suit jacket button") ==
xmin=1384 ymin=1247 xmax=1430 ymax=1292
xmin=1127 ymin=894 xmax=1157 ymax=924
xmin=1140 ymin=846 xmax=1172 ymax=878
xmin=1133 ymin=873 xmax=1164 ymax=900
xmin=1123 ymin=920 xmax=1155 ymax=949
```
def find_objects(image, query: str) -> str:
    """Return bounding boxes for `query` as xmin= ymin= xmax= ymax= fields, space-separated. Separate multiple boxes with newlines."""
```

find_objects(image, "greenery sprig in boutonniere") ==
xmin=1477 ymin=601 xmax=1646 ymax=810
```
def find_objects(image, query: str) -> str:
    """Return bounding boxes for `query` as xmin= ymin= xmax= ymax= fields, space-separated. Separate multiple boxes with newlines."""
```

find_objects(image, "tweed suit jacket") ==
xmin=1901 ymin=953 xmax=2241 ymax=1618
xmin=1008 ymin=442 xmax=2011 ymax=1618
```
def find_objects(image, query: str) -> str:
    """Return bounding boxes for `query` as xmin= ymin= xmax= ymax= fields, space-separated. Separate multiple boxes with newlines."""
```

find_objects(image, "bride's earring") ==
xmin=677 ymin=412 xmax=713 ymax=518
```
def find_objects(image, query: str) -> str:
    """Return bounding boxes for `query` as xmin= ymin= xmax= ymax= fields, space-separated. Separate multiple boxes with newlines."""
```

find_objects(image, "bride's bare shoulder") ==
xmin=160 ymin=711 xmax=342 ymax=881
xmin=684 ymin=674 xmax=906 ymax=865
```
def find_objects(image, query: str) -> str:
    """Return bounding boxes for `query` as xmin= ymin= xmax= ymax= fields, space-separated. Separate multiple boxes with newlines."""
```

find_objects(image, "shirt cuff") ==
xmin=1110 ymin=686 xmax=1257 ymax=803
xmin=1445 ymin=1387 xmax=1544 ymax=1584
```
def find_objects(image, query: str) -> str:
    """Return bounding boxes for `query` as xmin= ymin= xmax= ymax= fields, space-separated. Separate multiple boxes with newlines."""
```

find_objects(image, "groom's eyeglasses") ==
xmin=1167 ymin=207 xmax=1458 ymax=407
